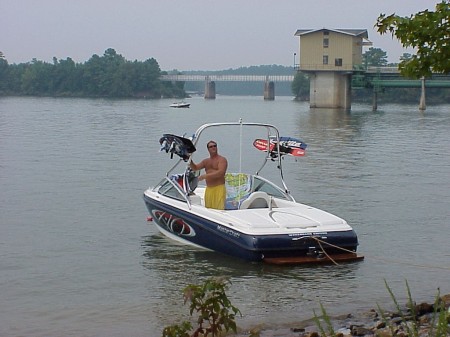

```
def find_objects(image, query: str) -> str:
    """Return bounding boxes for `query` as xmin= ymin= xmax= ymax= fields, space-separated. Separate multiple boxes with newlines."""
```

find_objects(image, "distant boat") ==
xmin=170 ymin=101 xmax=190 ymax=108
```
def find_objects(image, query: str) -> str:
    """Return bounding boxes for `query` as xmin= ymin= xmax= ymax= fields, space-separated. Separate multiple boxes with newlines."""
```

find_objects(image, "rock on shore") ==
xmin=237 ymin=294 xmax=450 ymax=337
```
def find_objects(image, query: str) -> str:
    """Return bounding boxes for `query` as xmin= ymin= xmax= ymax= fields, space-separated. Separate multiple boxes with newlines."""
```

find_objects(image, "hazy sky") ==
xmin=2 ymin=0 xmax=438 ymax=71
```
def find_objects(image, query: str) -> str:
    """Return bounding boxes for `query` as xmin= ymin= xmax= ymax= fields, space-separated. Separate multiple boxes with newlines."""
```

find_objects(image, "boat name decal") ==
xmin=289 ymin=232 xmax=328 ymax=238
xmin=217 ymin=225 xmax=240 ymax=238
xmin=152 ymin=210 xmax=196 ymax=237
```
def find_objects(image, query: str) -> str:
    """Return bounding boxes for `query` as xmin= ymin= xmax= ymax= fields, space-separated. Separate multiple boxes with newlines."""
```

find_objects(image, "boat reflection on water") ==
xmin=141 ymin=233 xmax=362 ymax=279
xmin=140 ymin=233 xmax=364 ymax=332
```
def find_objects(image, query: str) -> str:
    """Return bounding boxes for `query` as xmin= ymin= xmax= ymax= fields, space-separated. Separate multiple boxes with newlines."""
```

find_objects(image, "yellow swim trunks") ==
xmin=204 ymin=184 xmax=226 ymax=210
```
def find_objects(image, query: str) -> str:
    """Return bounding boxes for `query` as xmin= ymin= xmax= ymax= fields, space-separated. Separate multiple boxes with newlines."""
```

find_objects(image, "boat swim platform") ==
xmin=263 ymin=253 xmax=364 ymax=265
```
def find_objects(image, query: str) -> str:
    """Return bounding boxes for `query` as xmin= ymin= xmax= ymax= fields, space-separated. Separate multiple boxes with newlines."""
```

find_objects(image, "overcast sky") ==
xmin=2 ymin=0 xmax=438 ymax=71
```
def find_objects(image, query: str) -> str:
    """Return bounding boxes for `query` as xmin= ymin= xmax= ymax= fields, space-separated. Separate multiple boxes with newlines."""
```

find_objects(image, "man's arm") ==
xmin=189 ymin=158 xmax=205 ymax=171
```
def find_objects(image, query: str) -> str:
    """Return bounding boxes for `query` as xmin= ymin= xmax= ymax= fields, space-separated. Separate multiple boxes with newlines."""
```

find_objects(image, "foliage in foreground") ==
xmin=377 ymin=280 xmax=449 ymax=337
xmin=376 ymin=1 xmax=450 ymax=78
xmin=313 ymin=280 xmax=450 ymax=337
xmin=162 ymin=277 xmax=241 ymax=337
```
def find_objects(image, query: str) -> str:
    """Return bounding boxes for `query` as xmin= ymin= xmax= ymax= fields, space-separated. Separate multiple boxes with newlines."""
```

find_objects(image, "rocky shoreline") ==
xmin=237 ymin=294 xmax=450 ymax=337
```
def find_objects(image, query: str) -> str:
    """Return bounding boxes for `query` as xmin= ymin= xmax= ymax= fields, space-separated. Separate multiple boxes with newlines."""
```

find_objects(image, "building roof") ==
xmin=294 ymin=28 xmax=368 ymax=38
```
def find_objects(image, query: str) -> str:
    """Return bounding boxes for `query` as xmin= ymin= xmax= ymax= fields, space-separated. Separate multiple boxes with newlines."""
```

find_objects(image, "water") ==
xmin=1 ymin=96 xmax=449 ymax=336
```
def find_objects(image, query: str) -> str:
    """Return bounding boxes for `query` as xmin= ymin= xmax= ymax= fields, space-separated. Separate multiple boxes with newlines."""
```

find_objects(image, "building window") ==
xmin=323 ymin=31 xmax=329 ymax=36
xmin=335 ymin=58 xmax=343 ymax=66
xmin=323 ymin=55 xmax=328 ymax=65
xmin=323 ymin=38 xmax=329 ymax=48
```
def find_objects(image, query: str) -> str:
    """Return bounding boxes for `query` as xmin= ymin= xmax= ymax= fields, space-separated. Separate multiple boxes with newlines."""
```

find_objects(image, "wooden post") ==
xmin=419 ymin=77 xmax=426 ymax=111
xmin=372 ymin=89 xmax=378 ymax=111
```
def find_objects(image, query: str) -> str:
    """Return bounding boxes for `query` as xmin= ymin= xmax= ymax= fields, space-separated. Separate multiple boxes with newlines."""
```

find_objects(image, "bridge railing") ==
xmin=366 ymin=66 xmax=400 ymax=73
xmin=298 ymin=65 xmax=401 ymax=73
xmin=299 ymin=63 xmax=354 ymax=71
xmin=161 ymin=74 xmax=294 ymax=82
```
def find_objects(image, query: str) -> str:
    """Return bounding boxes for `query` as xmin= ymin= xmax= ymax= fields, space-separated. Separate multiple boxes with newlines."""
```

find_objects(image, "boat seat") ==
xmin=239 ymin=192 xmax=271 ymax=209
xmin=189 ymin=194 xmax=202 ymax=206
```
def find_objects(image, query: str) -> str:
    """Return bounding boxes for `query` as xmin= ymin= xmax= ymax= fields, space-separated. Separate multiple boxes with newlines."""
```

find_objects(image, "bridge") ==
xmin=161 ymin=68 xmax=450 ymax=107
xmin=161 ymin=74 xmax=294 ymax=99
xmin=160 ymin=67 xmax=404 ymax=83
xmin=162 ymin=68 xmax=450 ymax=89
xmin=353 ymin=68 xmax=450 ymax=89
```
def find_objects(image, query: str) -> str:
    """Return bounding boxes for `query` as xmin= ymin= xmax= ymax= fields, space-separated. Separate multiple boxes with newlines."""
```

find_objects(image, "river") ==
xmin=0 ymin=96 xmax=449 ymax=336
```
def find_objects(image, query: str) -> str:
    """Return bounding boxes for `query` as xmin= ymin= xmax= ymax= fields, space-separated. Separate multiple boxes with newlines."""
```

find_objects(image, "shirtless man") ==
xmin=189 ymin=140 xmax=228 ymax=210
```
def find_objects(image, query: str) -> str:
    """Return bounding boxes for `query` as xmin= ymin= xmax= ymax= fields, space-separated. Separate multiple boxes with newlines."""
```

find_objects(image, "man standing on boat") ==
xmin=189 ymin=140 xmax=228 ymax=210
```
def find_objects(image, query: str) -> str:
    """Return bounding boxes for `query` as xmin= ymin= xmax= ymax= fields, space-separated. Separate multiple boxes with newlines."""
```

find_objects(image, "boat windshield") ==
xmin=157 ymin=179 xmax=185 ymax=202
xmin=252 ymin=176 xmax=292 ymax=200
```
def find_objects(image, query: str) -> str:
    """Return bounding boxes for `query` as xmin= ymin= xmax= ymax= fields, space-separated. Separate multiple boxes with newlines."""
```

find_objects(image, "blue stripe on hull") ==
xmin=143 ymin=194 xmax=358 ymax=262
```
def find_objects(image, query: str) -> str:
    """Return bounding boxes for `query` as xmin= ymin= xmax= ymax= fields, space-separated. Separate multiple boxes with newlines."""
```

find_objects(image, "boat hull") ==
xmin=143 ymin=194 xmax=360 ymax=263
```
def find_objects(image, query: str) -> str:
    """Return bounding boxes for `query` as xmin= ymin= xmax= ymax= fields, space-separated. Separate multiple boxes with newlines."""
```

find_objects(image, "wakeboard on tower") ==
xmin=253 ymin=136 xmax=307 ymax=158
xmin=159 ymin=134 xmax=196 ymax=161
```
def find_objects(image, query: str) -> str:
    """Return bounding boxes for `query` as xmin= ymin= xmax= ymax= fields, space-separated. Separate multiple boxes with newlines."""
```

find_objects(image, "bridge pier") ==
xmin=264 ymin=80 xmax=275 ymax=100
xmin=309 ymin=72 xmax=351 ymax=109
xmin=204 ymin=78 xmax=216 ymax=99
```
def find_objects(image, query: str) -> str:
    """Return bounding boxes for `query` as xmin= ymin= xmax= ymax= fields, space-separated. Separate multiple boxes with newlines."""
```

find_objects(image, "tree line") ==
xmin=0 ymin=48 xmax=185 ymax=98
xmin=0 ymin=45 xmax=448 ymax=103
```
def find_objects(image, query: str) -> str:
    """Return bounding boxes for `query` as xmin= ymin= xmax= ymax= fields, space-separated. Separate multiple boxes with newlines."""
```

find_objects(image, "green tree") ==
xmin=376 ymin=1 xmax=450 ymax=78
xmin=101 ymin=48 xmax=127 ymax=96
xmin=399 ymin=53 xmax=413 ymax=62
xmin=0 ymin=53 xmax=8 ymax=93
xmin=51 ymin=57 xmax=82 ymax=95
xmin=82 ymin=54 xmax=106 ymax=95
xmin=291 ymin=72 xmax=309 ymax=99
xmin=363 ymin=47 xmax=388 ymax=67
xmin=136 ymin=58 xmax=165 ymax=98
xmin=21 ymin=59 xmax=54 ymax=95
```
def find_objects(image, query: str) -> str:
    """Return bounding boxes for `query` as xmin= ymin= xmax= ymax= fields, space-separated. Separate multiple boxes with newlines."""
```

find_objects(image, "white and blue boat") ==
xmin=143 ymin=121 xmax=362 ymax=264
xmin=169 ymin=101 xmax=190 ymax=108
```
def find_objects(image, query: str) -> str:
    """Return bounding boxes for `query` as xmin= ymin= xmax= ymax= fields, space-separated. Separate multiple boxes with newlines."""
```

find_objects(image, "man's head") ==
xmin=206 ymin=140 xmax=218 ymax=154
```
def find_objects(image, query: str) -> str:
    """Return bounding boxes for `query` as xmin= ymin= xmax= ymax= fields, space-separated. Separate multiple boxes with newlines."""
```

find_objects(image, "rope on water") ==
xmin=314 ymin=238 xmax=339 ymax=266
xmin=311 ymin=236 xmax=357 ymax=255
